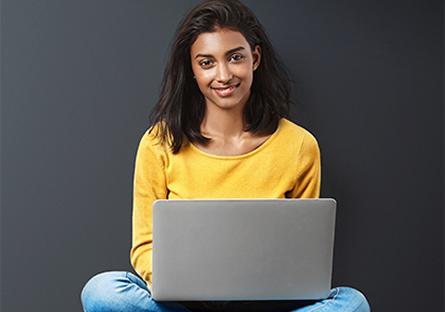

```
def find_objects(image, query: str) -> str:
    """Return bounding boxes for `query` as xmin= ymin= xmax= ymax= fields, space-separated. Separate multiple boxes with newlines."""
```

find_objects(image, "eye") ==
xmin=230 ymin=54 xmax=245 ymax=62
xmin=199 ymin=59 xmax=213 ymax=68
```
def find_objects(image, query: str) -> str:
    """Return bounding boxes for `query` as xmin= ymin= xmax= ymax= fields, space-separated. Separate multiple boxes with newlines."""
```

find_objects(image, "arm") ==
xmin=288 ymin=131 xmax=321 ymax=198
xmin=130 ymin=130 xmax=168 ymax=285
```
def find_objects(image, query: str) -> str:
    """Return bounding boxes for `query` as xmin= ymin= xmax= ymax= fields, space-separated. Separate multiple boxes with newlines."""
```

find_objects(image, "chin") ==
xmin=213 ymin=99 xmax=244 ymax=110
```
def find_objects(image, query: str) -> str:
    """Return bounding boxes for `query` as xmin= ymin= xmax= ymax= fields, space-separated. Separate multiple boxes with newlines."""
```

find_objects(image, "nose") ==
xmin=215 ymin=62 xmax=233 ymax=83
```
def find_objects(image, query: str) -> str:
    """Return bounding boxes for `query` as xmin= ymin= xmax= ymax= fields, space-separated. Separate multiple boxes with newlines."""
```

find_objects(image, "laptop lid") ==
xmin=152 ymin=198 xmax=336 ymax=301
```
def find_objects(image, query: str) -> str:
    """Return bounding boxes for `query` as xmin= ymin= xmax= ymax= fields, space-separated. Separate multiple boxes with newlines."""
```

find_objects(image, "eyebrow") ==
xmin=194 ymin=46 xmax=246 ymax=59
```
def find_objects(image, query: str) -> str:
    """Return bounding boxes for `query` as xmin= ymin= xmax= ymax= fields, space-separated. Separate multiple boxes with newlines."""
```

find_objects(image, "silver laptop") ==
xmin=151 ymin=198 xmax=336 ymax=301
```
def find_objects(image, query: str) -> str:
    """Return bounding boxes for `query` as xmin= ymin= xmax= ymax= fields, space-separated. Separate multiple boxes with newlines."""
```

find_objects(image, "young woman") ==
xmin=81 ymin=0 xmax=370 ymax=311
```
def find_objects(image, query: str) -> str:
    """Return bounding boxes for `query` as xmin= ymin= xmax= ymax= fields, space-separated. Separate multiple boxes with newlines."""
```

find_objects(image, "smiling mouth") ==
xmin=212 ymin=83 xmax=240 ymax=90
xmin=212 ymin=82 xmax=241 ymax=97
xmin=211 ymin=83 xmax=240 ymax=97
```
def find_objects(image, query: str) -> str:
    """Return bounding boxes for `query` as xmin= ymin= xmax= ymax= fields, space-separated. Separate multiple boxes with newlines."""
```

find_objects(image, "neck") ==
xmin=200 ymin=104 xmax=247 ymax=139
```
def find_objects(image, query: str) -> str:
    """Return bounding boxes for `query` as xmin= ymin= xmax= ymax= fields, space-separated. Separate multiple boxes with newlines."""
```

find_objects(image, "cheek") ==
xmin=237 ymin=68 xmax=254 ymax=89
xmin=234 ymin=63 xmax=253 ymax=79
xmin=195 ymin=75 xmax=212 ymax=93
xmin=194 ymin=70 xmax=212 ymax=85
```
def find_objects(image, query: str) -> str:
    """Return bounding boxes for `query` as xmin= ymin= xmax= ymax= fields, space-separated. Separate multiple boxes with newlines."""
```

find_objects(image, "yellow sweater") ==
xmin=130 ymin=118 xmax=321 ymax=285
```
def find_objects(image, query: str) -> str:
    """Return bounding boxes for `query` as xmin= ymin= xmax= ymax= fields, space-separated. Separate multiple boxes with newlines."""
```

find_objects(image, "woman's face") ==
xmin=190 ymin=28 xmax=261 ymax=112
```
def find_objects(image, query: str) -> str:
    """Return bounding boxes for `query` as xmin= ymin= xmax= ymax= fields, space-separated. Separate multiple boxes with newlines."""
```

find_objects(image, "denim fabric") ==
xmin=81 ymin=271 xmax=370 ymax=312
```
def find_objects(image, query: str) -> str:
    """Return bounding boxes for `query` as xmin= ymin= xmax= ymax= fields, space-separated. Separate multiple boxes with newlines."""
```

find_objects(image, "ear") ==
xmin=252 ymin=45 xmax=261 ymax=71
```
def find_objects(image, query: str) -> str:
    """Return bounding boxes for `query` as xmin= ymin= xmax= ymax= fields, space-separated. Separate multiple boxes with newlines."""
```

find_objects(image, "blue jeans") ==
xmin=81 ymin=271 xmax=370 ymax=312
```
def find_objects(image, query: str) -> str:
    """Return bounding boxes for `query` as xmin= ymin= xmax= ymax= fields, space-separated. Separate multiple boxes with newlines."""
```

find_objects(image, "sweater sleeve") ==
xmin=288 ymin=131 xmax=321 ymax=198
xmin=130 ymin=129 xmax=168 ymax=285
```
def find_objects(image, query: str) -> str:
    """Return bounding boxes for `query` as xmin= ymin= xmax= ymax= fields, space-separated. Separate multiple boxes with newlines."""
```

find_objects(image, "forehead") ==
xmin=191 ymin=28 xmax=250 ymax=57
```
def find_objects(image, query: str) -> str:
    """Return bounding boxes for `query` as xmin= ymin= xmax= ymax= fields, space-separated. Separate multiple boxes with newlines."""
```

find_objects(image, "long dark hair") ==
xmin=149 ymin=0 xmax=292 ymax=153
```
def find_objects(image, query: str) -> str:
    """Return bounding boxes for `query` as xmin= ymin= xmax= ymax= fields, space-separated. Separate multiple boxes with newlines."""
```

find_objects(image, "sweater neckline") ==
xmin=188 ymin=118 xmax=284 ymax=160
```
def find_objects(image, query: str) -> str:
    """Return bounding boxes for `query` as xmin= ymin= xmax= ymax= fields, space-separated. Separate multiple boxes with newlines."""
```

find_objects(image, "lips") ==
xmin=211 ymin=83 xmax=240 ymax=97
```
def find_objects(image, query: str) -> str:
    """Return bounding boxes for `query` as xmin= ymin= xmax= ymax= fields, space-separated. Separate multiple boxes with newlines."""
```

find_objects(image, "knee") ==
xmin=334 ymin=286 xmax=371 ymax=312
xmin=80 ymin=271 xmax=128 ymax=312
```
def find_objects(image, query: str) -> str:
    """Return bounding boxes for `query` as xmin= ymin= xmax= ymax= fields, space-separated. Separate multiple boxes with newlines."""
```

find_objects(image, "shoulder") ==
xmin=278 ymin=119 xmax=320 ymax=166
xmin=136 ymin=123 xmax=172 ymax=162
xmin=279 ymin=118 xmax=319 ymax=148
xmin=138 ymin=125 xmax=160 ymax=150
xmin=139 ymin=122 xmax=171 ymax=147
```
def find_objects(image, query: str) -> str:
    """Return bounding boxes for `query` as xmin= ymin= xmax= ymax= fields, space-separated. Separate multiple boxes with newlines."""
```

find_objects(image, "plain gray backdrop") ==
xmin=1 ymin=0 xmax=443 ymax=311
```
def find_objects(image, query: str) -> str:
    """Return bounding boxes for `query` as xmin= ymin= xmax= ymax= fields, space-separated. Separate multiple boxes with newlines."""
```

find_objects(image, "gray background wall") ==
xmin=1 ymin=0 xmax=443 ymax=311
